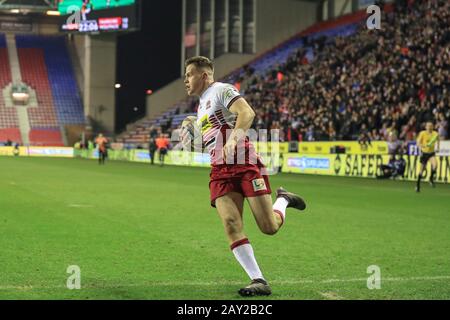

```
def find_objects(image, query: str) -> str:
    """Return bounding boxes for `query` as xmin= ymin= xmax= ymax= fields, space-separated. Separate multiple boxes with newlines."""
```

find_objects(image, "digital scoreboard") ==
xmin=58 ymin=0 xmax=136 ymax=15
xmin=58 ymin=0 xmax=140 ymax=34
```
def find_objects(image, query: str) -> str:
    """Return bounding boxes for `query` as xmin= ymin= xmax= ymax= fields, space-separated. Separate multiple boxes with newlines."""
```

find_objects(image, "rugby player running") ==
xmin=181 ymin=56 xmax=307 ymax=296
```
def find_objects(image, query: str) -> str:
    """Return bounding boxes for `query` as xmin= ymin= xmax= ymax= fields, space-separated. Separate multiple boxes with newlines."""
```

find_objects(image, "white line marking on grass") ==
xmin=0 ymin=285 xmax=34 ymax=290
xmin=319 ymin=292 xmax=345 ymax=300
xmin=317 ymin=276 xmax=450 ymax=284
xmin=68 ymin=204 xmax=94 ymax=208
xmin=2 ymin=276 xmax=450 ymax=291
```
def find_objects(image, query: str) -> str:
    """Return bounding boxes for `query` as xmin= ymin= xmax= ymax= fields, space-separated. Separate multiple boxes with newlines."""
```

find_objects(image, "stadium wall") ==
xmin=322 ymin=0 xmax=394 ymax=20
xmin=71 ymin=34 xmax=117 ymax=135
xmin=255 ymin=0 xmax=318 ymax=53
xmin=68 ymin=35 xmax=87 ymax=103
xmin=0 ymin=15 xmax=60 ymax=35
xmin=332 ymin=0 xmax=353 ymax=17
xmin=35 ymin=23 xmax=60 ymax=35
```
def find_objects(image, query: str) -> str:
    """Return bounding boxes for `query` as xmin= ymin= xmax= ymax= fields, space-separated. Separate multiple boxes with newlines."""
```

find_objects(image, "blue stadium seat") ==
xmin=15 ymin=35 xmax=85 ymax=126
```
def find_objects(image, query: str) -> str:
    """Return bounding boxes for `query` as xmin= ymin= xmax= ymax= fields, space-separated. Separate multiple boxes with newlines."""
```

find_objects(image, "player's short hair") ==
xmin=185 ymin=56 xmax=214 ymax=74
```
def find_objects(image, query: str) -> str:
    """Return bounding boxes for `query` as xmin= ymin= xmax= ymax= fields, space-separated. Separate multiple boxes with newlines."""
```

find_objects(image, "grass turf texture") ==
xmin=0 ymin=157 xmax=449 ymax=300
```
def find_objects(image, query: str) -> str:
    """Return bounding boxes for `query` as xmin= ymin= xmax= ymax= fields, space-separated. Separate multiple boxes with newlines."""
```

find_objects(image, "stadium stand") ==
xmin=239 ymin=0 xmax=449 ymax=143
xmin=0 ymin=34 xmax=85 ymax=146
xmin=17 ymin=45 xmax=60 ymax=129
xmin=28 ymin=128 xmax=64 ymax=146
xmin=118 ymin=0 xmax=449 ymax=148
xmin=0 ymin=128 xmax=21 ymax=144
xmin=0 ymin=33 xmax=22 ymax=143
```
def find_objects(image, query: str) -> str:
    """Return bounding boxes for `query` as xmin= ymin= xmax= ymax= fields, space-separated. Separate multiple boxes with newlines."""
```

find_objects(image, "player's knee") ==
xmin=260 ymin=223 xmax=278 ymax=236
xmin=223 ymin=216 xmax=242 ymax=235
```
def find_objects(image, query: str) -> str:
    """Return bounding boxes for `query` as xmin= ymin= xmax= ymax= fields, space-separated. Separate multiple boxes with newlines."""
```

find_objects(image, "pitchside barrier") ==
xmin=1 ymin=141 xmax=449 ymax=183
xmin=0 ymin=146 xmax=74 ymax=157
xmin=282 ymin=153 xmax=450 ymax=184
xmin=297 ymin=141 xmax=389 ymax=155
xmin=283 ymin=141 xmax=450 ymax=183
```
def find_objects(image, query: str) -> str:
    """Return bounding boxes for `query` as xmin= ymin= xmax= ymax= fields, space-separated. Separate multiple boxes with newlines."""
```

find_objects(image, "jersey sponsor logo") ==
xmin=199 ymin=114 xmax=212 ymax=135
xmin=252 ymin=178 xmax=267 ymax=192
xmin=224 ymin=87 xmax=238 ymax=101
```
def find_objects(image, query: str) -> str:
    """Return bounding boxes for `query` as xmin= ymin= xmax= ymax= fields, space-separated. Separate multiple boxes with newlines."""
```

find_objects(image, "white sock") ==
xmin=273 ymin=197 xmax=288 ymax=222
xmin=231 ymin=239 xmax=264 ymax=281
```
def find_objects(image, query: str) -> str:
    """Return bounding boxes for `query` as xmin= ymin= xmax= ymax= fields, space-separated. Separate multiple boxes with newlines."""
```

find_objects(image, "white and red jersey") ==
xmin=196 ymin=82 xmax=260 ymax=166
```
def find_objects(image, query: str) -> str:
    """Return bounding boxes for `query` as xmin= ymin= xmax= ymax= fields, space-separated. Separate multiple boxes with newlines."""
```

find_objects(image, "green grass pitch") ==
xmin=1 ymin=156 xmax=449 ymax=300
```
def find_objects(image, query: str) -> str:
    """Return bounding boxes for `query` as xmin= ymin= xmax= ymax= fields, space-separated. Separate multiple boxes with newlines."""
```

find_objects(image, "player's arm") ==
xmin=223 ymin=98 xmax=256 ymax=159
xmin=229 ymin=98 xmax=255 ymax=138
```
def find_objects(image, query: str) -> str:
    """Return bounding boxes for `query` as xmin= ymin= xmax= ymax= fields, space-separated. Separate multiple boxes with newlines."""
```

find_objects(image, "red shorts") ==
xmin=209 ymin=163 xmax=272 ymax=208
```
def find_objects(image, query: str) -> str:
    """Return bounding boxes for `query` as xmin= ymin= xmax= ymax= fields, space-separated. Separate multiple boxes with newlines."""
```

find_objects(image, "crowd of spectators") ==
xmin=229 ymin=0 xmax=449 ymax=143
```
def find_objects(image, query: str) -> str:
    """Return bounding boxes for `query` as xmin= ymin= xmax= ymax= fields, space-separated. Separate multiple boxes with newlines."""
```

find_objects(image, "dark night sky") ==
xmin=115 ymin=0 xmax=182 ymax=133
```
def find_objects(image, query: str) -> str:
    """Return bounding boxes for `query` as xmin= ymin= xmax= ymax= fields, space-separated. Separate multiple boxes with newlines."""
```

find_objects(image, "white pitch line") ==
xmin=319 ymin=292 xmax=345 ymax=300
xmin=68 ymin=204 xmax=94 ymax=208
xmin=318 ymin=276 xmax=450 ymax=283
xmin=1 ymin=276 xmax=450 ymax=291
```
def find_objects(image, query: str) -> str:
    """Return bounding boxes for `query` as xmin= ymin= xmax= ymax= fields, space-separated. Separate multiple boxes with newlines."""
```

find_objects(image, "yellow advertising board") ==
xmin=0 ymin=146 xmax=29 ymax=156
xmin=0 ymin=146 xmax=74 ymax=157
xmin=297 ymin=141 xmax=388 ymax=155
xmin=254 ymin=142 xmax=289 ymax=154
xmin=0 ymin=147 xmax=16 ymax=156
xmin=131 ymin=149 xmax=281 ymax=173
xmin=282 ymin=153 xmax=450 ymax=183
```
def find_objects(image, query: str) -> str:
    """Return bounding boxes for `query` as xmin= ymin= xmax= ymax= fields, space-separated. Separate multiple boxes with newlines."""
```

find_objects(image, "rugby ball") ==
xmin=181 ymin=116 xmax=201 ymax=151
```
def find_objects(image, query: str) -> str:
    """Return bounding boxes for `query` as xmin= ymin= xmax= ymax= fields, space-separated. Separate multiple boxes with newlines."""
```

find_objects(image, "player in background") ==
xmin=155 ymin=133 xmax=170 ymax=166
xmin=182 ymin=56 xmax=307 ymax=296
xmin=95 ymin=133 xmax=108 ymax=165
xmin=148 ymin=137 xmax=157 ymax=165
xmin=416 ymin=122 xmax=440 ymax=192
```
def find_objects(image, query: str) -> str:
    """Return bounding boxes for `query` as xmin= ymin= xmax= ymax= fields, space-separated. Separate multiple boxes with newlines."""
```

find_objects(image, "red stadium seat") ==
xmin=29 ymin=129 xmax=63 ymax=146
xmin=0 ymin=128 xmax=22 ymax=144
